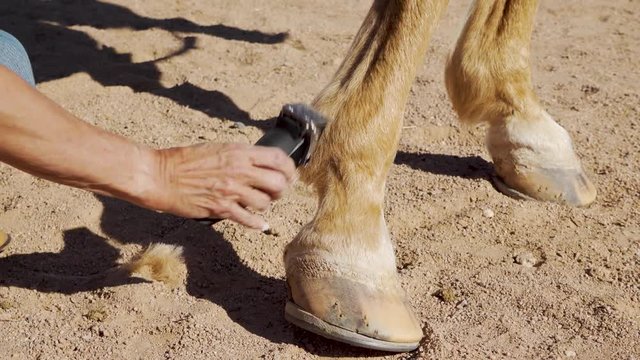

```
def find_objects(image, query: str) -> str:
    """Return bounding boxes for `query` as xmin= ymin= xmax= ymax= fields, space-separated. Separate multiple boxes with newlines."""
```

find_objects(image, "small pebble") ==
xmin=201 ymin=131 xmax=217 ymax=140
xmin=482 ymin=208 xmax=495 ymax=218
xmin=455 ymin=299 xmax=468 ymax=309
xmin=514 ymin=252 xmax=537 ymax=268
xmin=85 ymin=308 xmax=107 ymax=322
xmin=565 ymin=350 xmax=576 ymax=357
xmin=0 ymin=299 xmax=14 ymax=310
xmin=231 ymin=121 xmax=246 ymax=129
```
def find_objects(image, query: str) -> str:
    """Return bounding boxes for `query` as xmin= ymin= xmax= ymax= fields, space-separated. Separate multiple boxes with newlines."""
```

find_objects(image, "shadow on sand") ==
xmin=0 ymin=1 xmax=495 ymax=356
xmin=0 ymin=0 xmax=288 ymax=127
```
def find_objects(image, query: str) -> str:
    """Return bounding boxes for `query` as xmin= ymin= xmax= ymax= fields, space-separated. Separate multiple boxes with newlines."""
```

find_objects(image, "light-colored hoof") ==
xmin=492 ymin=167 xmax=596 ymax=206
xmin=285 ymin=251 xmax=423 ymax=352
xmin=0 ymin=230 xmax=10 ymax=253
xmin=487 ymin=111 xmax=597 ymax=207
xmin=285 ymin=301 xmax=420 ymax=352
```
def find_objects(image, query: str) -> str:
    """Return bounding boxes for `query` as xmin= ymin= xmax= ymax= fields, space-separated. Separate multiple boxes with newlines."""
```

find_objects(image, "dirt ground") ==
xmin=0 ymin=0 xmax=638 ymax=359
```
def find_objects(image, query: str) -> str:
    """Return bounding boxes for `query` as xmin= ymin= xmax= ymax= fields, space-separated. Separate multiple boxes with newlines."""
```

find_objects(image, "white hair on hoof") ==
xmin=124 ymin=243 xmax=185 ymax=287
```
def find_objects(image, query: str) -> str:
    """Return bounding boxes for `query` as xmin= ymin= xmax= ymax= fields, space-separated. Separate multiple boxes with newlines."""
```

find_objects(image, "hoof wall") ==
xmin=492 ymin=166 xmax=596 ymax=207
xmin=285 ymin=301 xmax=420 ymax=353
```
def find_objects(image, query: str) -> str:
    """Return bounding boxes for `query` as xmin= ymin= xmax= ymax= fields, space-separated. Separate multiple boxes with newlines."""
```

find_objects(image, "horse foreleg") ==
xmin=284 ymin=0 xmax=449 ymax=351
xmin=445 ymin=0 xmax=596 ymax=206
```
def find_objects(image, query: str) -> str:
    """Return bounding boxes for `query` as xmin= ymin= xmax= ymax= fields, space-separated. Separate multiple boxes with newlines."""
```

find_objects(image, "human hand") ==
xmin=139 ymin=143 xmax=296 ymax=230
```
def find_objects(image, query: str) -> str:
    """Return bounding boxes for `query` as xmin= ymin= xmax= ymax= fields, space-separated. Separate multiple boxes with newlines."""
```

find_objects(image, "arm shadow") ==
xmin=0 ymin=0 xmax=287 ymax=128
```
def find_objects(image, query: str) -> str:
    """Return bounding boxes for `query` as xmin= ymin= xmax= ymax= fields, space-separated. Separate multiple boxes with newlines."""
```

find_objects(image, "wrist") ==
xmin=120 ymin=144 xmax=166 ymax=212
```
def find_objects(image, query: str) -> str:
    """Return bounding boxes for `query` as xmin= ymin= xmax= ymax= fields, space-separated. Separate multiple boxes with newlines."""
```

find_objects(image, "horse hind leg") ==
xmin=445 ymin=0 xmax=596 ymax=206
xmin=284 ymin=0 xmax=449 ymax=352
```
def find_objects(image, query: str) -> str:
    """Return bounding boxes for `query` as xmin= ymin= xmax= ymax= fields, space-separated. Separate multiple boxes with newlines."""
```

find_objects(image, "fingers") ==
xmin=209 ymin=177 xmax=272 ymax=211
xmin=196 ymin=184 xmax=269 ymax=230
xmin=236 ymin=184 xmax=272 ymax=212
xmin=155 ymin=143 xmax=296 ymax=230
xmin=249 ymin=146 xmax=297 ymax=183
xmin=245 ymin=167 xmax=290 ymax=200
xmin=221 ymin=146 xmax=294 ymax=200
xmin=224 ymin=202 xmax=268 ymax=231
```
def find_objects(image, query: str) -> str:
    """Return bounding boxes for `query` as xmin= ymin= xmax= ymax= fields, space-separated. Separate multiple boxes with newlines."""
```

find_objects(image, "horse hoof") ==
xmin=285 ymin=247 xmax=422 ymax=352
xmin=492 ymin=167 xmax=596 ymax=207
xmin=488 ymin=111 xmax=597 ymax=207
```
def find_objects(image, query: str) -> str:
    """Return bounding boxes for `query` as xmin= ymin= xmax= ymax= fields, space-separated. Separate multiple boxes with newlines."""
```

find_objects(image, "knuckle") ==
xmin=228 ymin=164 xmax=250 ymax=178
xmin=205 ymin=203 xmax=224 ymax=217
xmin=222 ymin=144 xmax=249 ymax=161
xmin=229 ymin=152 xmax=250 ymax=167
xmin=213 ymin=178 xmax=236 ymax=195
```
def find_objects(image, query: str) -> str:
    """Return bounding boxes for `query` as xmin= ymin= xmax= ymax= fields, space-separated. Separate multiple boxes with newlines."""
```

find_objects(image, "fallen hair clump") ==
xmin=124 ymin=243 xmax=185 ymax=287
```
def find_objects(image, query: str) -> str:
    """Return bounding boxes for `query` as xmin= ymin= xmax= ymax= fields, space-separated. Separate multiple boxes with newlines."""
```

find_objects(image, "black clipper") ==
xmin=196 ymin=103 xmax=326 ymax=226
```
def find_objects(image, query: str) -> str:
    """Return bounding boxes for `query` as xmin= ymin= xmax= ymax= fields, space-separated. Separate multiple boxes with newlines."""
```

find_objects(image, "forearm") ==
xmin=0 ymin=65 xmax=157 ymax=204
xmin=0 ymin=65 xmax=295 ymax=229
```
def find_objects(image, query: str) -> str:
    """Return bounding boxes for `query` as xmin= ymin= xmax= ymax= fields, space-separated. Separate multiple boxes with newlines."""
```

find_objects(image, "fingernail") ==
xmin=260 ymin=223 xmax=270 ymax=232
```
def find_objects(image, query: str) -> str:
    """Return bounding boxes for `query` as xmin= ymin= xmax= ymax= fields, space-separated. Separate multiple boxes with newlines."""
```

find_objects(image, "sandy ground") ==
xmin=0 ymin=0 xmax=639 ymax=359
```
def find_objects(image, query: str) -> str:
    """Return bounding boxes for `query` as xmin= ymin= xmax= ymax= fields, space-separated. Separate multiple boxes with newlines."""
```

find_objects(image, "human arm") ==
xmin=0 ymin=65 xmax=295 ymax=229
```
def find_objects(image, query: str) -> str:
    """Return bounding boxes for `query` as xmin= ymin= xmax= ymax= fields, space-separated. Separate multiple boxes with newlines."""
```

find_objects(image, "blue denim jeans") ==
xmin=0 ymin=30 xmax=35 ymax=86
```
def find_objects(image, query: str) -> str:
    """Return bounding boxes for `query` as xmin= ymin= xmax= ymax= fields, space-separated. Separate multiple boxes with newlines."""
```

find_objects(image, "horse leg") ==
xmin=284 ymin=0 xmax=449 ymax=351
xmin=445 ymin=0 xmax=596 ymax=206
